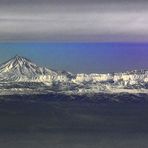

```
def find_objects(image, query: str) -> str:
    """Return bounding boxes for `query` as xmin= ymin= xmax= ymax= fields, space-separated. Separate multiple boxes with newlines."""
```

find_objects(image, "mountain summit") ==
xmin=0 ymin=55 xmax=147 ymax=95
xmin=0 ymin=55 xmax=58 ymax=82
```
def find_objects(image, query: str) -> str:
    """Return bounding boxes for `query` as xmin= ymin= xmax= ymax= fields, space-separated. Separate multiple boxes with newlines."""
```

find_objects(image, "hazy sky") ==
xmin=0 ymin=43 xmax=147 ymax=73
xmin=0 ymin=0 xmax=147 ymax=73
xmin=0 ymin=0 xmax=148 ymax=41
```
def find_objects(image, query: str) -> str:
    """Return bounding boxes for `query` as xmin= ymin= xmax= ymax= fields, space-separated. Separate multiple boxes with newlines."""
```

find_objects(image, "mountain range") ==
xmin=0 ymin=55 xmax=147 ymax=96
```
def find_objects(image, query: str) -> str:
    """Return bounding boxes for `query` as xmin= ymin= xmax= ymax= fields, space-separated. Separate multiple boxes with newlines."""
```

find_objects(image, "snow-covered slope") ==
xmin=70 ymin=70 xmax=148 ymax=94
xmin=0 ymin=55 xmax=147 ymax=95
xmin=0 ymin=56 xmax=72 ymax=84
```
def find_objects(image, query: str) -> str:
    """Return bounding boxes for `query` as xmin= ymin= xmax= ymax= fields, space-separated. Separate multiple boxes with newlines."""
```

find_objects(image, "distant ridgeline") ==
xmin=0 ymin=55 xmax=147 ymax=97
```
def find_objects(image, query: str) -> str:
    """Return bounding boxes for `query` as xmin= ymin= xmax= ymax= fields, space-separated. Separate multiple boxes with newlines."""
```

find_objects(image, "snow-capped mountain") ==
xmin=0 ymin=55 xmax=147 ymax=95
xmin=0 ymin=55 xmax=72 ymax=83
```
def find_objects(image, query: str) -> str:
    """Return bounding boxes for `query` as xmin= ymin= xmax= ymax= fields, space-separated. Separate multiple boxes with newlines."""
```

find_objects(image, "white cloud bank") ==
xmin=0 ymin=2 xmax=148 ymax=42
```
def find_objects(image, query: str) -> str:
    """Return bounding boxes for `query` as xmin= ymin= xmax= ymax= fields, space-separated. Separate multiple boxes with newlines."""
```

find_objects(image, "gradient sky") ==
xmin=0 ymin=0 xmax=147 ymax=73
xmin=0 ymin=0 xmax=148 ymax=42
xmin=0 ymin=43 xmax=147 ymax=74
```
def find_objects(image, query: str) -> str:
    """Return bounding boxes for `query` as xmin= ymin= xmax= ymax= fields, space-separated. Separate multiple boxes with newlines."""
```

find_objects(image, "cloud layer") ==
xmin=0 ymin=0 xmax=148 ymax=42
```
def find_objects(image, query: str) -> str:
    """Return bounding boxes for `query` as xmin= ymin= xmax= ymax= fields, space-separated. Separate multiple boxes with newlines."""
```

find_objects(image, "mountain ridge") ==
xmin=0 ymin=55 xmax=147 ymax=95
